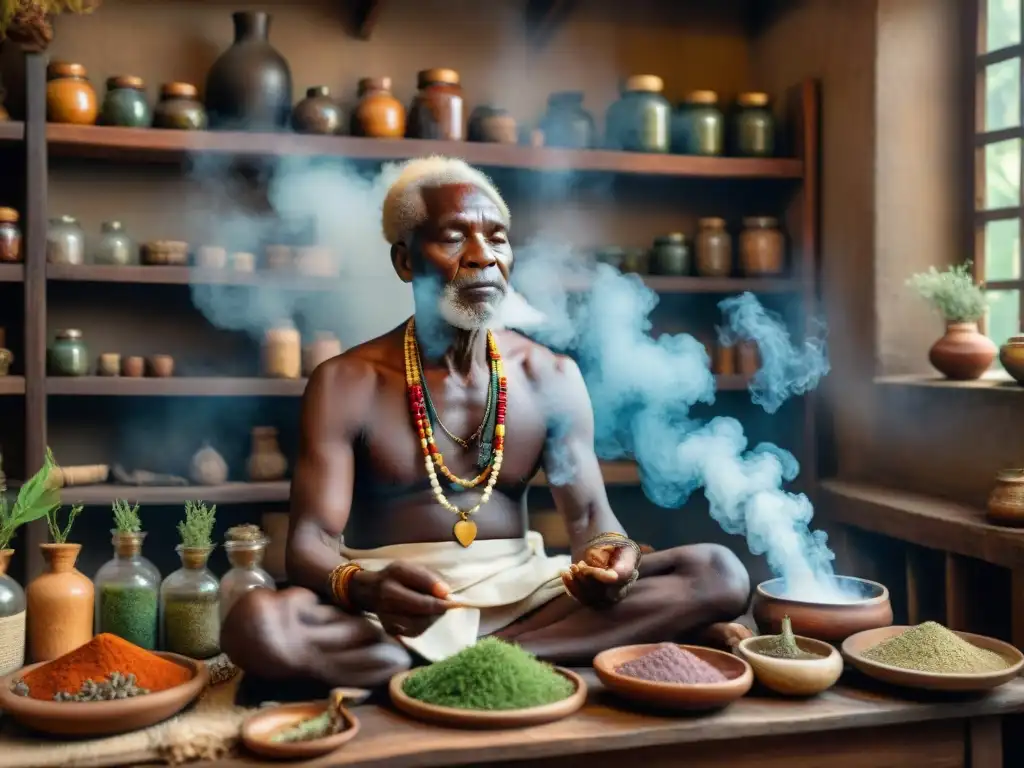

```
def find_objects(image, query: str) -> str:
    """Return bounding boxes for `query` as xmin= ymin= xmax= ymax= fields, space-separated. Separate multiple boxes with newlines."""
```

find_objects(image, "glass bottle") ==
xmin=672 ymin=90 xmax=724 ymax=156
xmin=47 ymin=329 xmax=90 ymax=376
xmin=160 ymin=545 xmax=221 ymax=659
xmin=650 ymin=233 xmax=691 ymax=275
xmin=220 ymin=536 xmax=275 ymax=621
xmin=605 ymin=75 xmax=671 ymax=153
xmin=94 ymin=530 xmax=160 ymax=649
xmin=94 ymin=220 xmax=134 ymax=266
xmin=46 ymin=215 xmax=85 ymax=265
xmin=0 ymin=548 xmax=26 ymax=677
xmin=732 ymin=92 xmax=776 ymax=157
xmin=0 ymin=207 xmax=22 ymax=264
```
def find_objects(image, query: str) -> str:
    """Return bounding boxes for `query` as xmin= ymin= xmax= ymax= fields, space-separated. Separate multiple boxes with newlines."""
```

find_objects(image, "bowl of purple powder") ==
xmin=593 ymin=643 xmax=753 ymax=711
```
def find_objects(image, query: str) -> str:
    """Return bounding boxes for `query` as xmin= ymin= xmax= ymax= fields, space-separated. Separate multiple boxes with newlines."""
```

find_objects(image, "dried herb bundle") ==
xmin=0 ymin=447 xmax=62 ymax=550
xmin=52 ymin=672 xmax=150 ymax=702
xmin=47 ymin=502 xmax=82 ymax=544
xmin=0 ymin=1 xmax=101 ymax=51
xmin=754 ymin=615 xmax=822 ymax=660
xmin=112 ymin=499 xmax=141 ymax=533
xmin=907 ymin=262 xmax=987 ymax=323
xmin=270 ymin=689 xmax=348 ymax=743
xmin=178 ymin=500 xmax=216 ymax=548
xmin=225 ymin=523 xmax=263 ymax=542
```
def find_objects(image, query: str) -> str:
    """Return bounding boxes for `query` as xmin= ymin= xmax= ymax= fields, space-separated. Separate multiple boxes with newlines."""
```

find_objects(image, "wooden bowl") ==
xmin=752 ymin=576 xmax=893 ymax=642
xmin=242 ymin=701 xmax=360 ymax=760
xmin=593 ymin=644 xmax=753 ymax=711
xmin=389 ymin=667 xmax=586 ymax=729
xmin=736 ymin=635 xmax=844 ymax=696
xmin=0 ymin=652 xmax=209 ymax=737
xmin=842 ymin=625 xmax=1024 ymax=692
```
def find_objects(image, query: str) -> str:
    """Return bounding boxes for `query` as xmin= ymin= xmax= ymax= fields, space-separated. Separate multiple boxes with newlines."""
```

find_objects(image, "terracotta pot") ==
xmin=999 ymin=334 xmax=1024 ymax=384
xmin=46 ymin=61 xmax=98 ymax=125
xmin=987 ymin=468 xmax=1024 ymax=526
xmin=752 ymin=576 xmax=893 ymax=643
xmin=97 ymin=353 xmax=120 ymax=377
xmin=122 ymin=356 xmax=144 ymax=377
xmin=248 ymin=427 xmax=288 ymax=482
xmin=302 ymin=332 xmax=342 ymax=376
xmin=147 ymin=354 xmax=175 ymax=377
xmin=352 ymin=77 xmax=405 ymax=138
xmin=26 ymin=543 xmax=94 ymax=662
xmin=928 ymin=321 xmax=996 ymax=380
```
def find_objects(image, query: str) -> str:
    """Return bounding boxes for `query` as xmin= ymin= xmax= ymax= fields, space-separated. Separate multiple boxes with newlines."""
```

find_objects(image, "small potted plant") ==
xmin=907 ymin=262 xmax=996 ymax=379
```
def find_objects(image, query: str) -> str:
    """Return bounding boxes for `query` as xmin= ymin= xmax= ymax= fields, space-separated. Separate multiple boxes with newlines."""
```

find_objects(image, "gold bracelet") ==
xmin=328 ymin=562 xmax=362 ymax=612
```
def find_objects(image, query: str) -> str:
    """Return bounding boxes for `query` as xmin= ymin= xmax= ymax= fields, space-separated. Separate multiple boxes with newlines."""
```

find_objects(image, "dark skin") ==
xmin=221 ymin=183 xmax=752 ymax=686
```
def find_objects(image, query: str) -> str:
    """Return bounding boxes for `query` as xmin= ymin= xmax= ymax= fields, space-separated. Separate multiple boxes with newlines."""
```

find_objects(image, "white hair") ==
xmin=381 ymin=156 xmax=511 ymax=245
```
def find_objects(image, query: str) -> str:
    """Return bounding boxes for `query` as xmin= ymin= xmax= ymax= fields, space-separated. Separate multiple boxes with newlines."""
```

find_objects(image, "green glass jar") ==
xmin=47 ymin=329 xmax=89 ymax=376
xmin=539 ymin=91 xmax=596 ymax=149
xmin=732 ymin=92 xmax=775 ymax=157
xmin=605 ymin=75 xmax=671 ymax=153
xmin=672 ymin=90 xmax=724 ymax=156
xmin=650 ymin=233 xmax=691 ymax=275
xmin=99 ymin=75 xmax=151 ymax=128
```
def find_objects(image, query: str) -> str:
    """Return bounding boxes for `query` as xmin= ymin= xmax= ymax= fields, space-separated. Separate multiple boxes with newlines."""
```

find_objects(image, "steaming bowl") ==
xmin=752 ymin=576 xmax=893 ymax=643
xmin=736 ymin=635 xmax=843 ymax=696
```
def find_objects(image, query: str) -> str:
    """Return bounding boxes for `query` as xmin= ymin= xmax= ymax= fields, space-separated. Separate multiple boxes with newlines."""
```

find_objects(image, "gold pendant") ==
xmin=453 ymin=518 xmax=478 ymax=548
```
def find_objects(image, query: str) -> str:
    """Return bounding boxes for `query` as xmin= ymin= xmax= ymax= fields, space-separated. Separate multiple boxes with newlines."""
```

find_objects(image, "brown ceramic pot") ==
xmin=26 ymin=543 xmax=94 ymax=662
xmin=999 ymin=334 xmax=1024 ymax=384
xmin=46 ymin=61 xmax=98 ymax=125
xmin=97 ymin=352 xmax=120 ymax=377
xmin=468 ymin=106 xmax=518 ymax=144
xmin=987 ymin=468 xmax=1024 ymax=526
xmin=351 ymin=77 xmax=405 ymax=138
xmin=122 ymin=356 xmax=144 ymax=377
xmin=247 ymin=427 xmax=288 ymax=481
xmin=695 ymin=217 xmax=732 ymax=277
xmin=928 ymin=321 xmax=997 ymax=380
xmin=291 ymin=86 xmax=343 ymax=135
xmin=752 ymin=576 xmax=893 ymax=643
xmin=153 ymin=83 xmax=208 ymax=130
xmin=406 ymin=68 xmax=464 ymax=140
xmin=147 ymin=354 xmax=175 ymax=377
xmin=739 ymin=216 xmax=784 ymax=276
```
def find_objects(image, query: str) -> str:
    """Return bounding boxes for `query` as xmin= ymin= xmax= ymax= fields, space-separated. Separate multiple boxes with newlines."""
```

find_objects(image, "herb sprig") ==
xmin=112 ymin=499 xmax=141 ymax=533
xmin=178 ymin=500 xmax=216 ymax=548
xmin=47 ymin=503 xmax=83 ymax=544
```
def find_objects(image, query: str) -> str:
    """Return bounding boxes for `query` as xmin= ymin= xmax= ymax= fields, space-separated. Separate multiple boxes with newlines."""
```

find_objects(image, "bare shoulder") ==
xmin=495 ymin=330 xmax=584 ymax=390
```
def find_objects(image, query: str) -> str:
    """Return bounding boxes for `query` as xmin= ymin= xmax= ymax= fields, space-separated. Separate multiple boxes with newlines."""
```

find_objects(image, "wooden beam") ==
xmin=351 ymin=0 xmax=382 ymax=40
xmin=525 ymin=0 xmax=575 ymax=47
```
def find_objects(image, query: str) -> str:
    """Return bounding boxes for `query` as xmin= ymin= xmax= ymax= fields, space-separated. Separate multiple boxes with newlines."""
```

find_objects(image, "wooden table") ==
xmin=216 ymin=672 xmax=1024 ymax=768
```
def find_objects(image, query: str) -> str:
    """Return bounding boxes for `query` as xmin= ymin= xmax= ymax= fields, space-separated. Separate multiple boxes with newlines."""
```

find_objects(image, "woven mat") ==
xmin=0 ymin=658 xmax=255 ymax=768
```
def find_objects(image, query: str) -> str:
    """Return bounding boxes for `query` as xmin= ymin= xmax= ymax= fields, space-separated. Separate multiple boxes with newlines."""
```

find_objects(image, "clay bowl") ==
xmin=0 ymin=652 xmax=208 ymax=737
xmin=146 ymin=354 xmax=175 ymax=377
xmin=842 ymin=626 xmax=1024 ymax=692
xmin=389 ymin=667 xmax=586 ymax=729
xmin=242 ymin=701 xmax=360 ymax=760
xmin=593 ymin=644 xmax=753 ymax=711
xmin=736 ymin=635 xmax=844 ymax=696
xmin=752 ymin=576 xmax=893 ymax=643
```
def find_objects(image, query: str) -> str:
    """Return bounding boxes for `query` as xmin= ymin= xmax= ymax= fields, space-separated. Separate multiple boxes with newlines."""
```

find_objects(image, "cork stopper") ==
xmin=161 ymin=82 xmax=198 ymax=99
xmin=48 ymin=61 xmax=88 ymax=80
xmin=737 ymin=91 xmax=770 ymax=107
xmin=112 ymin=530 xmax=145 ymax=558
xmin=177 ymin=545 xmax=214 ymax=570
xmin=686 ymin=90 xmax=719 ymax=105
xmin=107 ymin=75 xmax=145 ymax=91
xmin=418 ymin=68 xmax=460 ymax=88
xmin=0 ymin=208 xmax=19 ymax=224
xmin=623 ymin=75 xmax=664 ymax=94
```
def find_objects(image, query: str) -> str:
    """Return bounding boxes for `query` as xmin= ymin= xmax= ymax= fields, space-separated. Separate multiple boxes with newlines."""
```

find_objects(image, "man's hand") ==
xmin=349 ymin=561 xmax=459 ymax=637
xmin=561 ymin=540 xmax=640 ymax=608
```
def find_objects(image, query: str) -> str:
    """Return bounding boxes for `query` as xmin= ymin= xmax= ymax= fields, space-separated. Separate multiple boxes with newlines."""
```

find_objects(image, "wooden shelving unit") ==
xmin=47 ymin=263 xmax=340 ymax=290
xmin=0 ymin=377 xmax=26 ymax=396
xmin=0 ymin=264 xmax=24 ymax=282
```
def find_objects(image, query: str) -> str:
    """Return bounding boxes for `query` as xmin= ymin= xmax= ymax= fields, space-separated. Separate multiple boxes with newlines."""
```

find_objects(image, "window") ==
xmin=975 ymin=0 xmax=1024 ymax=347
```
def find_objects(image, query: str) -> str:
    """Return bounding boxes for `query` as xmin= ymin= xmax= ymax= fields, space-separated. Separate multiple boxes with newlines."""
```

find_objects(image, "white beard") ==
xmin=438 ymin=283 xmax=504 ymax=330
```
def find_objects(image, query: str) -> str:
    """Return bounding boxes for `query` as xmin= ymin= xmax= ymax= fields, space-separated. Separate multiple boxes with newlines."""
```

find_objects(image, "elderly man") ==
xmin=222 ymin=157 xmax=751 ymax=687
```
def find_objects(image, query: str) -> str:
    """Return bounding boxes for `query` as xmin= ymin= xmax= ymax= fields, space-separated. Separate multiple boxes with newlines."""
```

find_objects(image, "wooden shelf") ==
xmin=0 ymin=264 xmax=24 ymax=282
xmin=874 ymin=372 xmax=1023 ymax=391
xmin=47 ymin=264 xmax=339 ymax=290
xmin=46 ymin=124 xmax=805 ymax=179
xmin=63 ymin=481 xmax=290 ymax=506
xmin=46 ymin=377 xmax=307 ymax=397
xmin=0 ymin=377 xmax=25 ymax=395
xmin=0 ymin=121 xmax=25 ymax=142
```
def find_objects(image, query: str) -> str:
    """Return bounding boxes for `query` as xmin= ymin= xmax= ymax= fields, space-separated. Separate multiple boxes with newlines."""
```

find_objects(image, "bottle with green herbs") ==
xmin=220 ymin=524 xmax=276 ymax=621
xmin=160 ymin=501 xmax=220 ymax=659
xmin=94 ymin=501 xmax=160 ymax=649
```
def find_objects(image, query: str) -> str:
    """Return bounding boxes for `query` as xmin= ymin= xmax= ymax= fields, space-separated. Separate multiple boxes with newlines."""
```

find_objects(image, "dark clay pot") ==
xmin=291 ymin=86 xmax=343 ymax=135
xmin=100 ymin=75 xmax=151 ymax=128
xmin=153 ymin=83 xmax=207 ymax=130
xmin=205 ymin=11 xmax=292 ymax=131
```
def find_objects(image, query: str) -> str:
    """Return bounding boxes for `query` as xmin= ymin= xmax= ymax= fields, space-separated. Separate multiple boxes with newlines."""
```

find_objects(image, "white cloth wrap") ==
xmin=335 ymin=532 xmax=571 ymax=662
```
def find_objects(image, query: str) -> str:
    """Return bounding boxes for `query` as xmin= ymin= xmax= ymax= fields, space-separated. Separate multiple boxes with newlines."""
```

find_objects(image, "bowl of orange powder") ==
xmin=0 ymin=633 xmax=209 ymax=736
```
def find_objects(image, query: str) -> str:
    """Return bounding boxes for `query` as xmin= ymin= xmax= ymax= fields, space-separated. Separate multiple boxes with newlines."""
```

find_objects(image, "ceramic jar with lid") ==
xmin=740 ymin=217 xmax=785 ymax=276
xmin=733 ymin=92 xmax=776 ymax=157
xmin=351 ymin=77 xmax=405 ymax=138
xmin=650 ymin=233 xmax=691 ymax=275
xmin=46 ymin=215 xmax=85 ymax=265
xmin=1000 ymin=334 xmax=1024 ymax=384
xmin=468 ymin=106 xmax=517 ymax=144
xmin=262 ymin=323 xmax=301 ymax=379
xmin=539 ymin=92 xmax=596 ymax=149
xmin=46 ymin=61 xmax=98 ymax=125
xmin=99 ymin=76 xmax=151 ymax=128
xmin=695 ymin=217 xmax=732 ymax=277
xmin=94 ymin=221 xmax=134 ymax=266
xmin=605 ymin=75 xmax=671 ymax=153
xmin=0 ymin=208 xmax=21 ymax=264
xmin=672 ymin=90 xmax=724 ymax=156
xmin=153 ymin=83 xmax=208 ymax=130
xmin=291 ymin=86 xmax=343 ymax=135
xmin=987 ymin=469 xmax=1024 ymax=526
xmin=48 ymin=329 xmax=89 ymax=376
xmin=407 ymin=68 xmax=465 ymax=141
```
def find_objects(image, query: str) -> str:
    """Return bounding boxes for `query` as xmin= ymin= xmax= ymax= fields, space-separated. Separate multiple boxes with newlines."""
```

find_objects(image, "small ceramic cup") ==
xmin=147 ymin=354 xmax=174 ymax=377
xmin=122 ymin=355 xmax=144 ymax=377
xmin=97 ymin=352 xmax=121 ymax=377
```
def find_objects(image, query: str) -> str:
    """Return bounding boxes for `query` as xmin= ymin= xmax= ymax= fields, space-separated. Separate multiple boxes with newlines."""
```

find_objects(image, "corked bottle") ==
xmin=695 ymin=218 xmax=732 ymax=277
xmin=220 ymin=525 xmax=276 ymax=621
xmin=94 ymin=528 xmax=160 ymax=650
xmin=262 ymin=322 xmax=302 ymax=379
xmin=160 ymin=545 xmax=220 ymax=659
xmin=351 ymin=77 xmax=405 ymax=138
xmin=407 ymin=68 xmax=465 ymax=141
xmin=0 ymin=548 xmax=26 ymax=676
xmin=27 ymin=543 xmax=94 ymax=662
xmin=740 ymin=217 xmax=785 ymax=276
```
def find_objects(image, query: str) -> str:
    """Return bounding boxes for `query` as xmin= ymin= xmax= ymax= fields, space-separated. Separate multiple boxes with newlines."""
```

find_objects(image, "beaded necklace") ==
xmin=404 ymin=318 xmax=506 ymax=547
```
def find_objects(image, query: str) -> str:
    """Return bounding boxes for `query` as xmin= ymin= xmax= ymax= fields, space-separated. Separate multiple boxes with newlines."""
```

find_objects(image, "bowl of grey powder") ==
xmin=842 ymin=622 xmax=1024 ymax=691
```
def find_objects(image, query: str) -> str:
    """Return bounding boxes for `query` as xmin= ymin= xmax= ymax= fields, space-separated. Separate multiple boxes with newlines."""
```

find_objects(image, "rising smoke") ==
xmin=182 ymin=156 xmax=850 ymax=604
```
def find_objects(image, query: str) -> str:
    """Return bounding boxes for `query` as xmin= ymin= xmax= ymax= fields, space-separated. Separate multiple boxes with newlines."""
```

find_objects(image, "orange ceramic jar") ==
xmin=352 ymin=77 xmax=405 ymax=138
xmin=46 ymin=61 xmax=98 ymax=125
xmin=26 ymin=543 xmax=94 ymax=662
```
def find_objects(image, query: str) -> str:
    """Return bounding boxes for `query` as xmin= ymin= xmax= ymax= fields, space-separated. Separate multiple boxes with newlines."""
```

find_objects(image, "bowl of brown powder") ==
xmin=842 ymin=622 xmax=1024 ymax=691
xmin=593 ymin=643 xmax=753 ymax=710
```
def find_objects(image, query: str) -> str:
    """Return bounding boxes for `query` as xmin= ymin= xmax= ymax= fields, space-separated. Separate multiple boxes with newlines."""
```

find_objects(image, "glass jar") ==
xmin=0 ymin=207 xmax=21 ymax=264
xmin=406 ymin=68 xmax=465 ymax=141
xmin=650 ymin=233 xmax=691 ymax=276
xmin=262 ymin=322 xmax=302 ymax=379
xmin=605 ymin=75 xmax=671 ymax=153
xmin=740 ymin=217 xmax=785 ymax=275
xmin=695 ymin=217 xmax=733 ymax=277
xmin=153 ymin=82 xmax=208 ymax=130
xmin=94 ymin=531 xmax=160 ymax=649
xmin=621 ymin=248 xmax=649 ymax=274
xmin=46 ymin=215 xmax=85 ymax=265
xmin=538 ymin=91 xmax=596 ymax=149
xmin=220 ymin=537 xmax=275 ymax=621
xmin=0 ymin=549 xmax=26 ymax=677
xmin=160 ymin=545 xmax=221 ymax=659
xmin=94 ymin=220 xmax=134 ymax=266
xmin=48 ymin=329 xmax=90 ymax=376
xmin=100 ymin=75 xmax=151 ymax=128
xmin=351 ymin=77 xmax=405 ymax=138
xmin=732 ymin=92 xmax=775 ymax=157
xmin=672 ymin=90 xmax=724 ymax=156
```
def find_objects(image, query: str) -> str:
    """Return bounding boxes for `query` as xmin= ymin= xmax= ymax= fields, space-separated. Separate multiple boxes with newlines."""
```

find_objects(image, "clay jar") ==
xmin=205 ymin=10 xmax=293 ymax=131
xmin=48 ymin=329 xmax=89 ymax=376
xmin=736 ymin=340 xmax=761 ymax=376
xmin=46 ymin=61 xmax=98 ymax=125
xmin=122 ymin=356 xmax=145 ymax=377
xmin=248 ymin=427 xmax=288 ymax=481
xmin=999 ymin=334 xmax=1024 ymax=384
xmin=0 ymin=207 xmax=21 ymax=263
xmin=468 ymin=106 xmax=517 ymax=144
xmin=303 ymin=332 xmax=343 ymax=376
xmin=100 ymin=75 xmax=151 ymax=128
xmin=740 ymin=217 xmax=785 ymax=276
xmin=928 ymin=321 xmax=997 ymax=380
xmin=153 ymin=83 xmax=207 ymax=130
xmin=351 ymin=77 xmax=405 ymax=138
xmin=291 ymin=86 xmax=343 ymax=135
xmin=407 ymin=68 xmax=465 ymax=141
xmin=988 ymin=468 xmax=1024 ymax=526
xmin=27 ymin=543 xmax=94 ymax=663
xmin=262 ymin=323 xmax=301 ymax=379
